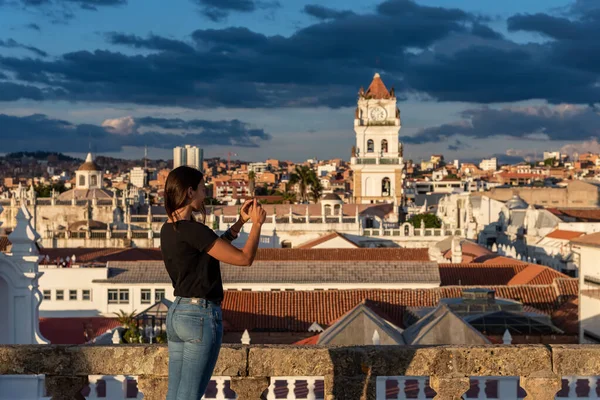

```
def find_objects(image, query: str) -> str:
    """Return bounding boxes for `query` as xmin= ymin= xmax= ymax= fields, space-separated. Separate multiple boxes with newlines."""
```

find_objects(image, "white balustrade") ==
xmin=265 ymin=377 xmax=324 ymax=400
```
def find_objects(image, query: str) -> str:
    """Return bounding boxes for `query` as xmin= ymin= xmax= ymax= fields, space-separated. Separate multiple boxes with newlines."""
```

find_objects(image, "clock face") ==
xmin=369 ymin=106 xmax=387 ymax=121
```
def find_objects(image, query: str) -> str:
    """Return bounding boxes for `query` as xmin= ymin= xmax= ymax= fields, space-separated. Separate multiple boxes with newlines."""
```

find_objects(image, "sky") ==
xmin=0 ymin=0 xmax=599 ymax=163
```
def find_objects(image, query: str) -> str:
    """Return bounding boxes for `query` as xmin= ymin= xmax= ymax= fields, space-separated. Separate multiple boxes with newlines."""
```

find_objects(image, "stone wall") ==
xmin=1 ymin=344 xmax=600 ymax=399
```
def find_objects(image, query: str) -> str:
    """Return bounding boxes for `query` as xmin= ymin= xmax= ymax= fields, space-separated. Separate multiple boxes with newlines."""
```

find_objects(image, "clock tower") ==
xmin=351 ymin=73 xmax=405 ymax=207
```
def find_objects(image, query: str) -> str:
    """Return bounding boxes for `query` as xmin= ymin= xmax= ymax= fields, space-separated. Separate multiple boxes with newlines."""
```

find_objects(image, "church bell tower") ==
xmin=351 ymin=73 xmax=405 ymax=205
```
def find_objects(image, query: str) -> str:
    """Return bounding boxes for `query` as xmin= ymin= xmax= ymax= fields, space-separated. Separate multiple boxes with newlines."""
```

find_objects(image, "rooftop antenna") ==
xmin=144 ymin=146 xmax=148 ymax=170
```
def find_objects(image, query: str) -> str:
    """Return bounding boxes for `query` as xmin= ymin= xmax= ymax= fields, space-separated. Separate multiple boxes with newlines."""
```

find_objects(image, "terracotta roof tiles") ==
xmin=364 ymin=73 xmax=392 ymax=99
xmin=220 ymin=286 xmax=576 ymax=332
xmin=571 ymin=232 xmax=600 ymax=247
xmin=439 ymin=262 xmax=570 ymax=286
xmin=254 ymin=248 xmax=430 ymax=261
xmin=545 ymin=230 xmax=585 ymax=240
xmin=295 ymin=232 xmax=359 ymax=249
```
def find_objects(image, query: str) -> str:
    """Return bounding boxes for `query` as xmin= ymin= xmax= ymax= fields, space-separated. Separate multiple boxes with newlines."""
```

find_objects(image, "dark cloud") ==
xmin=192 ymin=0 xmax=279 ymax=22
xmin=402 ymin=106 xmax=600 ymax=144
xmin=0 ymin=38 xmax=48 ymax=57
xmin=303 ymin=5 xmax=354 ymax=20
xmin=470 ymin=23 xmax=503 ymax=40
xmin=26 ymin=23 xmax=41 ymax=31
xmin=106 ymin=33 xmax=195 ymax=53
xmin=1 ymin=0 xmax=599 ymax=108
xmin=447 ymin=139 xmax=467 ymax=151
xmin=0 ymin=114 xmax=271 ymax=153
xmin=0 ymin=82 xmax=45 ymax=101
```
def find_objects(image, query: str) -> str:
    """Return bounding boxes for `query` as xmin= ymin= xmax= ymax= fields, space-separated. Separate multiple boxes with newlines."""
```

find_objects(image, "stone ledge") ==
xmin=0 ymin=344 xmax=598 ymax=378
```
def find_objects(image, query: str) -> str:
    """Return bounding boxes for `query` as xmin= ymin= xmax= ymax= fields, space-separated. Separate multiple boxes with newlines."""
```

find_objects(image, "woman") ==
xmin=160 ymin=166 xmax=266 ymax=400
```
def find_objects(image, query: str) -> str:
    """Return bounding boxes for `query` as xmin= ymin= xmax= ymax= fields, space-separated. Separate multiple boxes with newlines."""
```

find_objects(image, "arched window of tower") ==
xmin=382 ymin=177 xmax=391 ymax=197
xmin=79 ymin=175 xmax=85 ymax=187
xmin=91 ymin=175 xmax=98 ymax=187
xmin=381 ymin=139 xmax=388 ymax=153
xmin=367 ymin=139 xmax=374 ymax=153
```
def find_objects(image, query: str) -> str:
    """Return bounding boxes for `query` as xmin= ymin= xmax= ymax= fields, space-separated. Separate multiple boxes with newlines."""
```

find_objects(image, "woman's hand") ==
xmin=239 ymin=198 xmax=253 ymax=223
xmin=249 ymin=198 xmax=267 ymax=225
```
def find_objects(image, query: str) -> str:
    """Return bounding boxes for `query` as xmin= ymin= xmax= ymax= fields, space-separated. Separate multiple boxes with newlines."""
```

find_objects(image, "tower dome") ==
xmin=505 ymin=194 xmax=528 ymax=210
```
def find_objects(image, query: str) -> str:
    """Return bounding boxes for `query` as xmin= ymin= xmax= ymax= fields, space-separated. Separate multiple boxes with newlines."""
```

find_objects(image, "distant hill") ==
xmin=5 ymin=151 xmax=78 ymax=162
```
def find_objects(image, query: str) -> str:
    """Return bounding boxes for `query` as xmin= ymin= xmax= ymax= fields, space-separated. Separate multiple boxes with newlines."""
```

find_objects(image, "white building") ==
xmin=173 ymin=145 xmax=203 ymax=171
xmin=130 ymin=167 xmax=148 ymax=188
xmin=572 ymin=233 xmax=600 ymax=343
xmin=351 ymin=73 xmax=405 ymax=205
xmin=543 ymin=151 xmax=561 ymax=161
xmin=479 ymin=157 xmax=498 ymax=171
xmin=318 ymin=163 xmax=337 ymax=177
xmin=248 ymin=162 xmax=271 ymax=174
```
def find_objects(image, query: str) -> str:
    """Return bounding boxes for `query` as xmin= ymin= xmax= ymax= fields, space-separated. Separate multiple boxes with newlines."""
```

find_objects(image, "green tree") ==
xmin=34 ymin=182 xmax=67 ymax=198
xmin=289 ymin=165 xmax=314 ymax=203
xmin=113 ymin=310 xmax=139 ymax=344
xmin=544 ymin=158 xmax=555 ymax=166
xmin=408 ymin=213 xmax=442 ymax=229
xmin=309 ymin=175 xmax=323 ymax=203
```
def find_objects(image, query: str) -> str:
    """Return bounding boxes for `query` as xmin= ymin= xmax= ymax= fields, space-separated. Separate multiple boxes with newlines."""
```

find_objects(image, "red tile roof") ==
xmin=295 ymin=232 xmax=358 ymax=249
xmin=220 ymin=285 xmax=577 ymax=332
xmin=508 ymin=264 xmax=569 ymax=285
xmin=443 ymin=241 xmax=493 ymax=263
xmin=254 ymin=248 xmax=430 ymax=261
xmin=39 ymin=317 xmax=120 ymax=344
xmin=39 ymin=248 xmax=163 ymax=265
xmin=552 ymin=297 xmax=579 ymax=335
xmin=545 ymin=230 xmax=585 ymax=240
xmin=549 ymin=208 xmax=600 ymax=222
xmin=364 ymin=73 xmax=392 ymax=99
xmin=439 ymin=263 xmax=570 ymax=286
xmin=571 ymin=232 xmax=600 ymax=248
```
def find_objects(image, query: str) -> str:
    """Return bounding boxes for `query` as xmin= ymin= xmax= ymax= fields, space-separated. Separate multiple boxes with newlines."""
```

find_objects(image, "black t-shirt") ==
xmin=160 ymin=220 xmax=223 ymax=302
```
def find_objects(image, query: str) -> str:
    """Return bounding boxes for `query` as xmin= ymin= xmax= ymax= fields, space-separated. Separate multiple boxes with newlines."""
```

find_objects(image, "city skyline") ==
xmin=0 ymin=0 xmax=599 ymax=162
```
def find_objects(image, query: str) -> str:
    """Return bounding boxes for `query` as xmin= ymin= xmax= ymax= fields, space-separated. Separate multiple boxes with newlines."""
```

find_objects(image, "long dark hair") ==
xmin=164 ymin=166 xmax=206 ymax=226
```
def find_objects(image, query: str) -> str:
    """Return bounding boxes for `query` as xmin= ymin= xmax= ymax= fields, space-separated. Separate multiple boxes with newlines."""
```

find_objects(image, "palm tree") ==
xmin=248 ymin=171 xmax=256 ymax=197
xmin=289 ymin=165 xmax=313 ymax=203
xmin=309 ymin=175 xmax=324 ymax=203
xmin=113 ymin=310 xmax=137 ymax=329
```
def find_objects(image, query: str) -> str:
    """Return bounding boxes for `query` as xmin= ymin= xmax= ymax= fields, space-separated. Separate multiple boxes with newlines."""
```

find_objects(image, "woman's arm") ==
xmin=208 ymin=222 xmax=262 ymax=266
xmin=207 ymin=199 xmax=266 ymax=266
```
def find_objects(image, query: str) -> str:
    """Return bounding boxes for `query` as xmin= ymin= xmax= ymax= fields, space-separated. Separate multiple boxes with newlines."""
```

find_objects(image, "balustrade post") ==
xmin=45 ymin=375 xmax=89 ymax=400
xmin=519 ymin=373 xmax=561 ymax=400
xmin=230 ymin=377 xmax=270 ymax=400
xmin=136 ymin=376 xmax=168 ymax=400
xmin=430 ymin=375 xmax=470 ymax=400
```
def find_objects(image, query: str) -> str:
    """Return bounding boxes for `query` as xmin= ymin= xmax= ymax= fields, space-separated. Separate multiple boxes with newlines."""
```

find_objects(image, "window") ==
xmin=382 ymin=177 xmax=391 ymax=197
xmin=367 ymin=139 xmax=374 ymax=152
xmin=56 ymin=290 xmax=64 ymax=300
xmin=79 ymin=175 xmax=85 ymax=187
xmin=82 ymin=290 xmax=91 ymax=301
xmin=324 ymin=204 xmax=332 ymax=215
xmin=141 ymin=289 xmax=152 ymax=304
xmin=43 ymin=290 xmax=51 ymax=300
xmin=381 ymin=139 xmax=388 ymax=153
xmin=69 ymin=290 xmax=77 ymax=300
xmin=90 ymin=175 xmax=98 ymax=187
xmin=108 ymin=289 xmax=129 ymax=304
xmin=155 ymin=289 xmax=165 ymax=302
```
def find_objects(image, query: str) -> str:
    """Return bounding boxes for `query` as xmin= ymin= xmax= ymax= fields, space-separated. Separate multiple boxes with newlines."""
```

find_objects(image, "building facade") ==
xmin=130 ymin=167 xmax=148 ymax=188
xmin=173 ymin=145 xmax=203 ymax=171
xmin=351 ymin=73 xmax=405 ymax=205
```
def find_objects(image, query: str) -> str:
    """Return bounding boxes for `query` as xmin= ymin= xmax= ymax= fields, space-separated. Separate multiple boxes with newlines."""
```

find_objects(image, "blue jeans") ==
xmin=166 ymin=296 xmax=223 ymax=400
